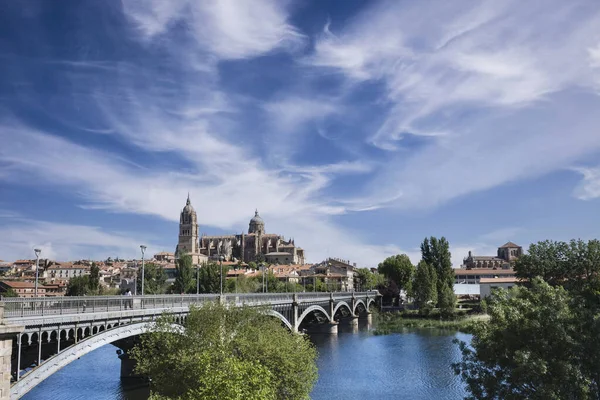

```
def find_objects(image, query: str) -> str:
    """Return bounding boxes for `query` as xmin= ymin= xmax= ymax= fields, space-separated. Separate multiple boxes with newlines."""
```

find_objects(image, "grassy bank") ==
xmin=373 ymin=311 xmax=488 ymax=335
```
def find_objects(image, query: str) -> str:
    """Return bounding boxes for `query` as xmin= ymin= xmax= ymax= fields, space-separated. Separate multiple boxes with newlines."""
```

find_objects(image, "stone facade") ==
xmin=0 ymin=302 xmax=23 ymax=400
xmin=174 ymin=195 xmax=208 ymax=265
xmin=463 ymin=241 xmax=523 ymax=269
xmin=175 ymin=197 xmax=305 ymax=264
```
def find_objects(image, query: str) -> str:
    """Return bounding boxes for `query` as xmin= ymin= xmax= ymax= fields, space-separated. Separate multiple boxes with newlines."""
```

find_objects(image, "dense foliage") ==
xmin=131 ymin=302 xmax=318 ymax=400
xmin=197 ymin=262 xmax=225 ymax=293
xmin=173 ymin=254 xmax=195 ymax=294
xmin=136 ymin=262 xmax=167 ymax=294
xmin=455 ymin=239 xmax=600 ymax=399
xmin=420 ymin=236 xmax=454 ymax=306
xmin=377 ymin=254 xmax=415 ymax=292
xmin=411 ymin=260 xmax=437 ymax=310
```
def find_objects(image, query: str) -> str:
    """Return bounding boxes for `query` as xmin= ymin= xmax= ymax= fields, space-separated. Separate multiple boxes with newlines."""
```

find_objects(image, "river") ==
xmin=23 ymin=323 xmax=470 ymax=400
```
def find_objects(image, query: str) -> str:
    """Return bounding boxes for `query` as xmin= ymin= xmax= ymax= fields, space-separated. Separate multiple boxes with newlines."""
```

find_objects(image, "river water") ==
xmin=23 ymin=323 xmax=469 ymax=400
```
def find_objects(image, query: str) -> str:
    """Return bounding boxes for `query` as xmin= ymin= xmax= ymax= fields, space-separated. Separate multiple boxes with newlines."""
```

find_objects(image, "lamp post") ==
xmin=34 ymin=248 xmax=41 ymax=297
xmin=140 ymin=245 xmax=146 ymax=296
xmin=196 ymin=264 xmax=200 ymax=295
xmin=219 ymin=255 xmax=225 ymax=296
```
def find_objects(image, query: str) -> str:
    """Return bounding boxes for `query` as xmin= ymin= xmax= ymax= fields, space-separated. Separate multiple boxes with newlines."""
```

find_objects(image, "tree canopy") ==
xmin=137 ymin=262 xmax=167 ymax=295
xmin=456 ymin=239 xmax=600 ymax=399
xmin=377 ymin=254 xmax=415 ymax=291
xmin=411 ymin=261 xmax=437 ymax=309
xmin=420 ymin=237 xmax=454 ymax=307
xmin=174 ymin=254 xmax=195 ymax=294
xmin=66 ymin=275 xmax=91 ymax=296
xmin=198 ymin=262 xmax=227 ymax=293
xmin=131 ymin=302 xmax=318 ymax=400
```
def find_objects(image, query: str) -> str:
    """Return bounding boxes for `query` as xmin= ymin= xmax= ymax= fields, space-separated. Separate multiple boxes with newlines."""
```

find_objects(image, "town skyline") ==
xmin=1 ymin=0 xmax=599 ymax=267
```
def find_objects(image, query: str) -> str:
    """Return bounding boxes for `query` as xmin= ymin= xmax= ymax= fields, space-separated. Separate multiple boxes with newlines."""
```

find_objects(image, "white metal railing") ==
xmin=0 ymin=292 xmax=375 ymax=319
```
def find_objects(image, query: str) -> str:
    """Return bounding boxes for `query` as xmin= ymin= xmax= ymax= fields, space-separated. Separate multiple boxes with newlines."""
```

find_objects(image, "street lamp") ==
xmin=34 ymin=248 xmax=41 ymax=297
xmin=196 ymin=264 xmax=200 ymax=295
xmin=140 ymin=245 xmax=146 ymax=296
xmin=219 ymin=255 xmax=225 ymax=296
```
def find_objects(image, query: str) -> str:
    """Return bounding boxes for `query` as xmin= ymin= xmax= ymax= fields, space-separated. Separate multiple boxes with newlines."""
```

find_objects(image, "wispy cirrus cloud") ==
xmin=572 ymin=166 xmax=600 ymax=200
xmin=307 ymin=0 xmax=600 ymax=210
xmin=0 ymin=217 xmax=161 ymax=262
xmin=122 ymin=0 xmax=305 ymax=60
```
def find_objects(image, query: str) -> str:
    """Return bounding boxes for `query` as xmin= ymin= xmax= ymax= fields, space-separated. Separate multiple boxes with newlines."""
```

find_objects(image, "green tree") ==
xmin=198 ymin=262 xmax=228 ymax=293
xmin=411 ymin=261 xmax=437 ymax=309
xmin=174 ymin=254 xmax=195 ymax=294
xmin=2 ymin=288 xmax=18 ymax=297
xmin=420 ymin=237 xmax=453 ymax=306
xmin=377 ymin=254 xmax=415 ymax=291
xmin=354 ymin=268 xmax=373 ymax=291
xmin=438 ymin=284 xmax=456 ymax=318
xmin=136 ymin=262 xmax=167 ymax=295
xmin=454 ymin=278 xmax=595 ymax=399
xmin=515 ymin=239 xmax=600 ymax=290
xmin=89 ymin=262 xmax=100 ymax=293
xmin=66 ymin=275 xmax=91 ymax=296
xmin=131 ymin=302 xmax=318 ymax=400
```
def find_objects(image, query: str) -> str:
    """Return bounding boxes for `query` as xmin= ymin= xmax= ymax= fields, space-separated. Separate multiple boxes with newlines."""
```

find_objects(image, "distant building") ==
xmin=305 ymin=258 xmax=355 ymax=291
xmin=154 ymin=252 xmax=175 ymax=263
xmin=0 ymin=281 xmax=46 ymax=298
xmin=47 ymin=263 xmax=90 ymax=281
xmin=175 ymin=195 xmax=305 ymax=264
xmin=462 ymin=242 xmax=523 ymax=269
xmin=479 ymin=277 xmax=520 ymax=298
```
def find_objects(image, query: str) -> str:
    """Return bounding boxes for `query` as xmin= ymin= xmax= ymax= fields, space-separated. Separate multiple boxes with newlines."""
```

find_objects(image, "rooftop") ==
xmin=480 ymin=277 xmax=521 ymax=284
xmin=454 ymin=268 xmax=515 ymax=276
xmin=499 ymin=241 xmax=521 ymax=248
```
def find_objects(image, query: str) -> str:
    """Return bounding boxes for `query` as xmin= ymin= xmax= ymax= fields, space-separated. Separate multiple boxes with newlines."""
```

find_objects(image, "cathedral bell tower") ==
xmin=176 ymin=194 xmax=199 ymax=257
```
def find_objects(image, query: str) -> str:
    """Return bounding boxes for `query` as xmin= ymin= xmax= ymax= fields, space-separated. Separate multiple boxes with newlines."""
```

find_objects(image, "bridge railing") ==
xmin=1 ymin=292 xmax=377 ymax=319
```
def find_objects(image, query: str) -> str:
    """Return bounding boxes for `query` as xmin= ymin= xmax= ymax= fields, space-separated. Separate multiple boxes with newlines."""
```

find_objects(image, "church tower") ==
xmin=176 ymin=194 xmax=199 ymax=257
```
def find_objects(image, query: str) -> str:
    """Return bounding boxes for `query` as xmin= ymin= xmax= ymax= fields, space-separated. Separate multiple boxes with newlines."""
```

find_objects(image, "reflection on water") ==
xmin=24 ymin=318 xmax=468 ymax=400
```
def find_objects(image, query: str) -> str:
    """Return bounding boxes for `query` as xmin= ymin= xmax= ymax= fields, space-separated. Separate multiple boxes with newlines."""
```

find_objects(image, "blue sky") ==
xmin=1 ymin=0 xmax=599 ymax=267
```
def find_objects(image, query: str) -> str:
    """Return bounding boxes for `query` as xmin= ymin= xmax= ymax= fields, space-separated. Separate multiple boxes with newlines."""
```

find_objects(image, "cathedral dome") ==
xmin=250 ymin=210 xmax=263 ymax=224
xmin=248 ymin=210 xmax=265 ymax=234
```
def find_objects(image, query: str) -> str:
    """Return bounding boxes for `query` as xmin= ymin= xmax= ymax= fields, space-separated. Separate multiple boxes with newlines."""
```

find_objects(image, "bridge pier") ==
xmin=114 ymin=338 xmax=144 ymax=381
xmin=303 ymin=321 xmax=338 ymax=334
xmin=117 ymin=351 xmax=144 ymax=380
xmin=0 ymin=302 xmax=23 ymax=400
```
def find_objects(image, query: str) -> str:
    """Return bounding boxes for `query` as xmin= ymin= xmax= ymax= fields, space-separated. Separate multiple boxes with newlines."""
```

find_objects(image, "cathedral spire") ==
xmin=187 ymin=192 xmax=191 ymax=206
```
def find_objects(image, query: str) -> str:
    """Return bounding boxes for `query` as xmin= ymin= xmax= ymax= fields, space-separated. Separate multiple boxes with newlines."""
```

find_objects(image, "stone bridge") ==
xmin=0 ymin=291 xmax=378 ymax=399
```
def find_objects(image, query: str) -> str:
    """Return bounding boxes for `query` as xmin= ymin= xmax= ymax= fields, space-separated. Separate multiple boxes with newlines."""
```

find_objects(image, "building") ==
xmin=0 ymin=281 xmax=47 ymax=297
xmin=304 ymin=258 xmax=355 ymax=291
xmin=462 ymin=242 xmax=523 ymax=269
xmin=175 ymin=196 xmax=305 ymax=264
xmin=479 ymin=277 xmax=520 ymax=298
xmin=154 ymin=252 xmax=175 ymax=263
xmin=47 ymin=263 xmax=90 ymax=281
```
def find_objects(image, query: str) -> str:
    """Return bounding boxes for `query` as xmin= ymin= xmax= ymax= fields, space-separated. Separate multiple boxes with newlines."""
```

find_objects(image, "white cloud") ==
xmin=0 ymin=123 xmax=402 ymax=266
xmin=310 ymin=0 xmax=600 ymax=148
xmin=572 ymin=166 xmax=600 ymax=200
xmin=0 ymin=218 xmax=162 ymax=262
xmin=122 ymin=0 xmax=304 ymax=60
xmin=590 ymin=44 xmax=600 ymax=68
xmin=307 ymin=0 xmax=600 ymax=209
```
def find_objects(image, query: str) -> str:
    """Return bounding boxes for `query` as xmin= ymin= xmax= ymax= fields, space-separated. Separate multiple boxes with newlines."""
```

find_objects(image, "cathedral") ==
xmin=175 ymin=195 xmax=305 ymax=265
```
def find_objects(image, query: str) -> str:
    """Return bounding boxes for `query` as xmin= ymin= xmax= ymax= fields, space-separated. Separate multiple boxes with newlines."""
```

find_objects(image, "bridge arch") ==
xmin=366 ymin=298 xmax=375 ymax=311
xmin=332 ymin=301 xmax=353 ymax=319
xmin=264 ymin=310 xmax=293 ymax=331
xmin=11 ymin=322 xmax=179 ymax=399
xmin=297 ymin=305 xmax=330 ymax=328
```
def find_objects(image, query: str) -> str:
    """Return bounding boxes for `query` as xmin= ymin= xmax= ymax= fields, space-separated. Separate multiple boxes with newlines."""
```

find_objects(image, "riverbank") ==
xmin=374 ymin=312 xmax=488 ymax=334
